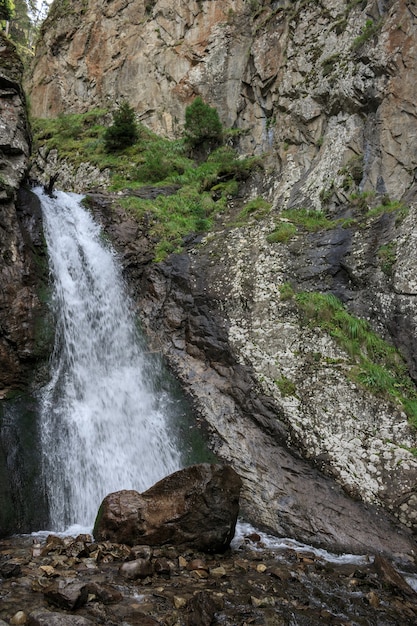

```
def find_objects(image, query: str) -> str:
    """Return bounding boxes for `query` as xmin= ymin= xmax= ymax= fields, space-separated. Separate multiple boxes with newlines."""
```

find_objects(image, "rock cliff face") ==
xmin=28 ymin=0 xmax=417 ymax=550
xmin=0 ymin=33 xmax=48 ymax=396
xmin=0 ymin=34 xmax=51 ymax=537
xmin=29 ymin=0 xmax=417 ymax=203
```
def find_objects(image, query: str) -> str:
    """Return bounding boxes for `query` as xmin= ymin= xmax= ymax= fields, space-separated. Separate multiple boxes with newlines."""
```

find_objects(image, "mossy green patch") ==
xmin=32 ymin=111 xmax=261 ymax=261
xmin=275 ymin=376 xmax=297 ymax=397
xmin=292 ymin=291 xmax=417 ymax=426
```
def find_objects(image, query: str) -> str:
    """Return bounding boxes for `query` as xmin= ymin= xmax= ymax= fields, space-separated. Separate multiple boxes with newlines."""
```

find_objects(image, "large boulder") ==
xmin=93 ymin=464 xmax=242 ymax=553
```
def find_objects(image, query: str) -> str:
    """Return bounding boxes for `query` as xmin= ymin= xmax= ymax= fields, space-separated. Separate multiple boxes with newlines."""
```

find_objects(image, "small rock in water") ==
xmin=131 ymin=545 xmax=153 ymax=560
xmin=84 ymin=581 xmax=123 ymax=604
xmin=367 ymin=590 xmax=380 ymax=608
xmin=119 ymin=558 xmax=153 ymax=580
xmin=210 ymin=565 xmax=227 ymax=578
xmin=32 ymin=540 xmax=42 ymax=558
xmin=39 ymin=565 xmax=57 ymax=578
xmin=153 ymin=557 xmax=172 ymax=577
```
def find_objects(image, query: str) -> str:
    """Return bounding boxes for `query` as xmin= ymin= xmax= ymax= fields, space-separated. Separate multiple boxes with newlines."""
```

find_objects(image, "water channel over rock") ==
xmin=36 ymin=188 xmax=193 ymax=531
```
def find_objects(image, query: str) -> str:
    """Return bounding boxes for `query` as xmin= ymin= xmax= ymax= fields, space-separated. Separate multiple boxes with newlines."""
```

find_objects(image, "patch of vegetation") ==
xmin=367 ymin=198 xmax=409 ymax=222
xmin=332 ymin=17 xmax=348 ymax=35
xmin=31 ymin=109 xmax=109 ymax=165
xmin=319 ymin=181 xmax=336 ymax=206
xmin=339 ymin=154 xmax=364 ymax=191
xmin=104 ymin=101 xmax=139 ymax=152
xmin=33 ymin=107 xmax=260 ymax=261
xmin=267 ymin=205 xmax=359 ymax=244
xmin=348 ymin=192 xmax=409 ymax=224
xmin=293 ymin=291 xmax=417 ymax=426
xmin=352 ymin=18 xmax=382 ymax=50
xmin=348 ymin=190 xmax=376 ymax=212
xmin=281 ymin=208 xmax=337 ymax=232
xmin=321 ymin=54 xmax=341 ymax=77
xmin=279 ymin=282 xmax=295 ymax=301
xmin=377 ymin=242 xmax=397 ymax=276
xmin=267 ymin=222 xmax=297 ymax=243
xmin=183 ymin=96 xmax=223 ymax=151
xmin=0 ymin=0 xmax=13 ymax=21
xmin=275 ymin=376 xmax=297 ymax=398
xmin=234 ymin=196 xmax=272 ymax=225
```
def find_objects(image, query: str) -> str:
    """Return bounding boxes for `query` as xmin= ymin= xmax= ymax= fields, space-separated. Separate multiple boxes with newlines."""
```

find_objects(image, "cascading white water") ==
xmin=36 ymin=188 xmax=182 ymax=531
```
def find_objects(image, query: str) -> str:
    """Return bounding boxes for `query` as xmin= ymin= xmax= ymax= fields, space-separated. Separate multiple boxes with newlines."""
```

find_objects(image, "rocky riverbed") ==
xmin=1 ymin=529 xmax=417 ymax=625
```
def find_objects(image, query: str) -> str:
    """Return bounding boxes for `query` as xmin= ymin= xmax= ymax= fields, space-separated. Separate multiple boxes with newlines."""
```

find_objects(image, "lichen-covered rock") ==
xmin=87 ymin=191 xmax=417 ymax=557
xmin=93 ymin=464 xmax=242 ymax=553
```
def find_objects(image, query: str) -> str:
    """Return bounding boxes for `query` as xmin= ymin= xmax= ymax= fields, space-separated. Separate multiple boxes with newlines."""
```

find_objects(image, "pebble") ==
xmin=256 ymin=563 xmax=267 ymax=573
xmin=9 ymin=612 xmax=27 ymax=625
xmin=173 ymin=595 xmax=187 ymax=609
xmin=210 ymin=565 xmax=227 ymax=577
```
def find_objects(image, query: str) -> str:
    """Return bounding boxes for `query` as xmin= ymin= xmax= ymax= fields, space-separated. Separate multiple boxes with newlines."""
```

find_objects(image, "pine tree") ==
xmin=183 ymin=96 xmax=223 ymax=149
xmin=104 ymin=101 xmax=139 ymax=152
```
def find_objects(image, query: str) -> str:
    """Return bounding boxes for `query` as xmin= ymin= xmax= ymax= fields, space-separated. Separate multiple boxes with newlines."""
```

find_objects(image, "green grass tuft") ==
xmin=294 ymin=291 xmax=417 ymax=425
xmin=267 ymin=222 xmax=297 ymax=243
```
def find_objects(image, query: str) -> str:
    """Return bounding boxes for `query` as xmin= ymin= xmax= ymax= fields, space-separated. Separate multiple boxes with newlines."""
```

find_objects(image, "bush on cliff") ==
xmin=183 ymin=96 xmax=223 ymax=151
xmin=0 ymin=0 xmax=14 ymax=21
xmin=104 ymin=101 xmax=139 ymax=152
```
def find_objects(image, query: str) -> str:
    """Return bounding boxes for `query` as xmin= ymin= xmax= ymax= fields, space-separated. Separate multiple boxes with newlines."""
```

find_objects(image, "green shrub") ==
xmin=267 ymin=222 xmax=297 ymax=243
xmin=275 ymin=376 xmax=297 ymax=397
xmin=377 ymin=242 xmax=397 ymax=276
xmin=183 ymin=96 xmax=223 ymax=149
xmin=352 ymin=18 xmax=382 ymax=50
xmin=104 ymin=101 xmax=139 ymax=152
xmin=279 ymin=282 xmax=295 ymax=301
xmin=0 ymin=0 xmax=14 ymax=20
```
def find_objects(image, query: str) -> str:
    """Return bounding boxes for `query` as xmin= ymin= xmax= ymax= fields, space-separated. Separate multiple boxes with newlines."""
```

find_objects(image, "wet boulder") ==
xmin=28 ymin=611 xmax=94 ymax=626
xmin=43 ymin=579 xmax=89 ymax=611
xmin=93 ymin=464 xmax=242 ymax=553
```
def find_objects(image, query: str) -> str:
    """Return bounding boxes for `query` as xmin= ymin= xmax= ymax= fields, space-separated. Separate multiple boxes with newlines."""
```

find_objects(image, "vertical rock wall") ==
xmin=0 ymin=33 xmax=48 ymax=395
xmin=0 ymin=34 xmax=50 ymax=536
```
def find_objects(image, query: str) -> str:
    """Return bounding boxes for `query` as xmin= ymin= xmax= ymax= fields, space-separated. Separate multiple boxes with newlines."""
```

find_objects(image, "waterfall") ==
xmin=36 ymin=188 xmax=182 ymax=531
